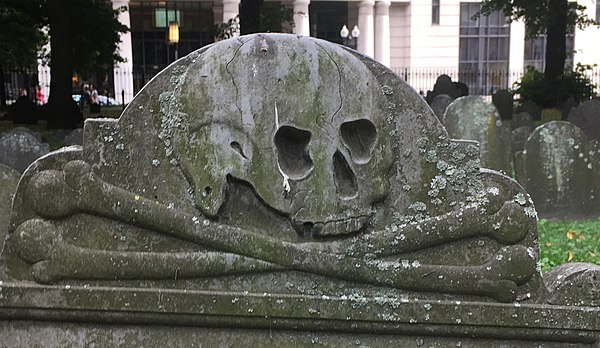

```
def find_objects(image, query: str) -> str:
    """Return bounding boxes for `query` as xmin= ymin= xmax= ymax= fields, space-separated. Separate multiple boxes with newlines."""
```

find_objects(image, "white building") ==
xmin=94 ymin=0 xmax=600 ymax=103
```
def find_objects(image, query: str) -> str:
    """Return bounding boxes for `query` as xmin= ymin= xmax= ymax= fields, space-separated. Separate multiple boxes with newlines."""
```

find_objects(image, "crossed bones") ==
xmin=12 ymin=160 xmax=536 ymax=302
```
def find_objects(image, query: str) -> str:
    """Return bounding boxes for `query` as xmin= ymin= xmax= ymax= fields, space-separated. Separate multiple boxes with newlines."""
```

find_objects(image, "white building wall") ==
xmin=508 ymin=19 xmax=525 ymax=86
xmin=389 ymin=3 xmax=410 ymax=69
xmin=112 ymin=0 xmax=135 ymax=104
xmin=574 ymin=0 xmax=600 ymax=67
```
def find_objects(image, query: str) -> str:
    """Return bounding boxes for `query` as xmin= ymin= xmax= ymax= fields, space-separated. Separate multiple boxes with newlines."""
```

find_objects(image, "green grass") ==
xmin=538 ymin=218 xmax=600 ymax=273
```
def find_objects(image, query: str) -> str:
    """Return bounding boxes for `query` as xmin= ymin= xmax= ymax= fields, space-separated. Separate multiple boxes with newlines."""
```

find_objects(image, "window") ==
xmin=432 ymin=0 xmax=440 ymax=25
xmin=459 ymin=3 xmax=510 ymax=95
xmin=523 ymin=31 xmax=575 ymax=71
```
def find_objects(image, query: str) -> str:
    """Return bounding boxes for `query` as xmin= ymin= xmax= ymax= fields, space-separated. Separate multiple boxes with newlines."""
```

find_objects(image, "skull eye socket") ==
xmin=333 ymin=150 xmax=358 ymax=199
xmin=274 ymin=126 xmax=313 ymax=179
xmin=340 ymin=119 xmax=377 ymax=164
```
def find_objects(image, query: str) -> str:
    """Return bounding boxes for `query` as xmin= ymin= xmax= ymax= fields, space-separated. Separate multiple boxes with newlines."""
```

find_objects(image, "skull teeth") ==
xmin=294 ymin=216 xmax=369 ymax=237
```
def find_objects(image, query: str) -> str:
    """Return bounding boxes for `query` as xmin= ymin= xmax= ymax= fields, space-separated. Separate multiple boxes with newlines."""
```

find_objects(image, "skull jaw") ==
xmin=292 ymin=214 xmax=371 ymax=238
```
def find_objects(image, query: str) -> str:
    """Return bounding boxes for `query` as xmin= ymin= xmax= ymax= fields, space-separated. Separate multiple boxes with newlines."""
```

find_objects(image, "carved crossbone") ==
xmin=13 ymin=160 xmax=536 ymax=302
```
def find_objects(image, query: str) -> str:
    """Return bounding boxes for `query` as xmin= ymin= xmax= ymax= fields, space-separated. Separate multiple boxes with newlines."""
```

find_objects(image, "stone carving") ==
xmin=511 ymin=112 xmax=534 ymax=130
xmin=567 ymin=99 xmax=600 ymax=142
xmin=544 ymin=263 xmax=600 ymax=307
xmin=492 ymin=89 xmax=513 ymax=120
xmin=0 ymin=128 xmax=50 ymax=173
xmin=2 ymin=34 xmax=538 ymax=304
xmin=515 ymin=121 xmax=600 ymax=219
xmin=443 ymin=96 xmax=513 ymax=175
xmin=430 ymin=94 xmax=453 ymax=121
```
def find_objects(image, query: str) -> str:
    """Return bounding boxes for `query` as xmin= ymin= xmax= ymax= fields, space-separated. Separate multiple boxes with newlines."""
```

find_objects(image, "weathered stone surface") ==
xmin=516 ymin=100 xmax=541 ymax=120
xmin=511 ymin=126 xmax=533 ymax=158
xmin=425 ymin=75 xmax=461 ymax=104
xmin=0 ymin=164 xmax=20 ymax=247
xmin=442 ymin=95 xmax=513 ymax=175
xmin=544 ymin=262 xmax=600 ymax=307
xmin=567 ymin=99 xmax=600 ymax=142
xmin=430 ymin=94 xmax=453 ymax=121
xmin=0 ymin=34 xmax=597 ymax=346
xmin=492 ymin=89 xmax=513 ymax=120
xmin=516 ymin=121 xmax=600 ymax=219
xmin=561 ymin=97 xmax=578 ymax=120
xmin=511 ymin=112 xmax=534 ymax=130
xmin=0 ymin=128 xmax=50 ymax=173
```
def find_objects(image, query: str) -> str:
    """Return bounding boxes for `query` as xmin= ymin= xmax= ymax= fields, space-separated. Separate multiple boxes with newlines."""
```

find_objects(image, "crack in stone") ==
xmin=225 ymin=38 xmax=251 ymax=126
xmin=314 ymin=41 xmax=344 ymax=123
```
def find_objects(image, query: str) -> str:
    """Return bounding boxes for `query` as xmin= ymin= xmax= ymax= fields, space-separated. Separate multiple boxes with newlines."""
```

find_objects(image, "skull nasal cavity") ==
xmin=274 ymin=126 xmax=313 ymax=180
xmin=340 ymin=119 xmax=377 ymax=164
xmin=333 ymin=151 xmax=358 ymax=199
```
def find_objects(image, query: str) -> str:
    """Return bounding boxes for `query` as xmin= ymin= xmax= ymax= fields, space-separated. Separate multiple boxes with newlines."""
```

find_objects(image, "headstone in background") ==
xmin=516 ymin=100 xmax=542 ymax=121
xmin=561 ymin=97 xmax=579 ymax=121
xmin=0 ymin=128 xmax=50 ymax=173
xmin=511 ymin=112 xmax=534 ymax=130
xmin=425 ymin=74 xmax=461 ymax=104
xmin=443 ymin=95 xmax=513 ymax=175
xmin=64 ymin=128 xmax=84 ymax=146
xmin=511 ymin=126 xmax=533 ymax=158
xmin=5 ymin=96 xmax=39 ymax=124
xmin=430 ymin=94 xmax=453 ymax=121
xmin=567 ymin=99 xmax=600 ymax=142
xmin=516 ymin=121 xmax=600 ymax=219
xmin=492 ymin=89 xmax=513 ymax=120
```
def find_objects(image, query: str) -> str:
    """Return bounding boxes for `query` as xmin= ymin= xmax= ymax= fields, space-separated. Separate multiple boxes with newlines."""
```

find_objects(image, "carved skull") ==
xmin=171 ymin=35 xmax=393 ymax=236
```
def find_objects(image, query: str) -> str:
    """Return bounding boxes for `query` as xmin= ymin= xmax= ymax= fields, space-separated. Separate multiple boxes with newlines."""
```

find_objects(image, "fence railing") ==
xmin=390 ymin=67 xmax=600 ymax=97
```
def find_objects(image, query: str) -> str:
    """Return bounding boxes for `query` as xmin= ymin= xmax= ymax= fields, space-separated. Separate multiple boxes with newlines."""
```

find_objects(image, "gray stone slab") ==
xmin=567 ymin=99 xmax=600 ymax=142
xmin=64 ymin=128 xmax=83 ymax=146
xmin=511 ymin=112 xmax=534 ymax=130
xmin=430 ymin=94 xmax=453 ymax=121
xmin=443 ymin=95 xmax=513 ymax=175
xmin=511 ymin=126 xmax=533 ymax=158
xmin=516 ymin=100 xmax=541 ymax=120
xmin=0 ymin=128 xmax=50 ymax=173
xmin=425 ymin=75 xmax=461 ymax=104
xmin=492 ymin=89 xmax=513 ymax=120
xmin=0 ymin=34 xmax=598 ymax=346
xmin=517 ymin=121 xmax=600 ymax=219
xmin=561 ymin=97 xmax=578 ymax=120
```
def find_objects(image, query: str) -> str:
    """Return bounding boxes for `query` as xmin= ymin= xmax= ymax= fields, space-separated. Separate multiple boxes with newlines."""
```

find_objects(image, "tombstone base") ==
xmin=0 ymin=282 xmax=598 ymax=347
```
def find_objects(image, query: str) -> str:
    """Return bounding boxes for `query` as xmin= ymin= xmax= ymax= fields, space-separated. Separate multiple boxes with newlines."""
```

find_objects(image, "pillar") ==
xmin=111 ymin=0 xmax=134 ymax=104
xmin=357 ymin=0 xmax=375 ymax=57
xmin=374 ymin=0 xmax=390 ymax=67
xmin=293 ymin=0 xmax=310 ymax=36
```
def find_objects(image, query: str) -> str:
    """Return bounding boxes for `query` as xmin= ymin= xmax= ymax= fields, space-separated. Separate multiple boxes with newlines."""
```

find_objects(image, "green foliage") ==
xmin=538 ymin=219 xmax=600 ymax=273
xmin=0 ymin=2 xmax=46 ymax=69
xmin=512 ymin=65 xmax=597 ymax=107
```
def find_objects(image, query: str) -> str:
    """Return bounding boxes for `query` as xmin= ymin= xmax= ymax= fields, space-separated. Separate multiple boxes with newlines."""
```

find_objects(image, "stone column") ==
xmin=111 ymin=0 xmax=134 ymax=104
xmin=222 ymin=0 xmax=240 ymax=23
xmin=357 ymin=0 xmax=375 ymax=57
xmin=293 ymin=0 xmax=311 ymax=36
xmin=374 ymin=0 xmax=391 ymax=67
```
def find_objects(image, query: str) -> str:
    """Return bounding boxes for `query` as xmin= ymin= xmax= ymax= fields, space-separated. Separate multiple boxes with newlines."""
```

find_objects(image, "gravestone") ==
xmin=64 ymin=128 xmax=84 ymax=145
xmin=516 ymin=100 xmax=541 ymax=120
xmin=514 ymin=121 xmax=600 ymax=219
xmin=442 ymin=95 xmax=513 ymax=175
xmin=511 ymin=112 xmax=534 ymax=130
xmin=567 ymin=99 xmax=600 ymax=142
xmin=561 ymin=97 xmax=578 ymax=120
xmin=0 ymin=128 xmax=50 ymax=173
xmin=430 ymin=94 xmax=453 ymax=120
xmin=425 ymin=74 xmax=461 ymax=104
xmin=0 ymin=34 xmax=598 ymax=346
xmin=0 ymin=164 xmax=20 ymax=247
xmin=492 ymin=89 xmax=513 ymax=120
xmin=511 ymin=126 xmax=533 ymax=158
xmin=3 ymin=126 xmax=42 ymax=141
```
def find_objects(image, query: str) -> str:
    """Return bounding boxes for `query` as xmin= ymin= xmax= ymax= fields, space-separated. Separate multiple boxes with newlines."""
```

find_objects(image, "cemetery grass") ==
xmin=538 ymin=218 xmax=600 ymax=273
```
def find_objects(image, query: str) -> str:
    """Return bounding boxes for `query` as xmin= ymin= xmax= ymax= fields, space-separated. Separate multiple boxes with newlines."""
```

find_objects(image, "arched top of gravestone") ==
xmin=561 ymin=97 xmax=578 ymax=121
xmin=0 ymin=130 xmax=49 ymax=173
xmin=430 ymin=94 xmax=453 ymax=120
xmin=64 ymin=128 xmax=83 ymax=146
xmin=516 ymin=100 xmax=541 ymax=121
xmin=2 ymin=127 xmax=42 ymax=142
xmin=425 ymin=74 xmax=461 ymax=104
xmin=492 ymin=89 xmax=513 ymax=120
xmin=567 ymin=99 xmax=600 ymax=142
xmin=511 ymin=112 xmax=534 ymax=130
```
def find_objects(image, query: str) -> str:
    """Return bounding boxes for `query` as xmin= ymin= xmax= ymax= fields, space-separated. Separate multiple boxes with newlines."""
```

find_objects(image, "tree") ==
xmin=478 ymin=0 xmax=597 ymax=82
xmin=0 ymin=0 xmax=127 ymax=128
xmin=0 ymin=1 xmax=46 ymax=105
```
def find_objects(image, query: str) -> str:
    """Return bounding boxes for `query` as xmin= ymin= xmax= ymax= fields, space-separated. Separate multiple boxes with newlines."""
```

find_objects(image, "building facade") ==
xmin=45 ymin=0 xmax=598 ymax=104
